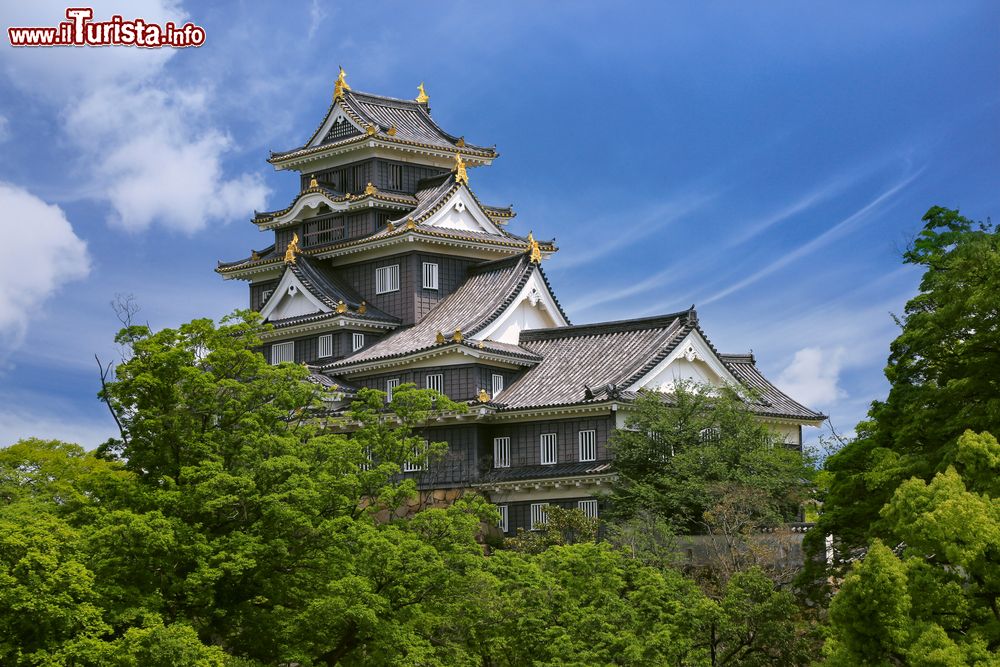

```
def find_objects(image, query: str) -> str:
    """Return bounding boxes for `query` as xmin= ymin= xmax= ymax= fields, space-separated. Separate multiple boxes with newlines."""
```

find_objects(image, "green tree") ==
xmin=821 ymin=207 xmax=1000 ymax=549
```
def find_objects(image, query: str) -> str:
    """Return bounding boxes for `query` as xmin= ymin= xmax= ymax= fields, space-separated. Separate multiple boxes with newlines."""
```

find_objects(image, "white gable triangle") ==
xmin=628 ymin=330 xmax=740 ymax=393
xmin=308 ymin=105 xmax=364 ymax=148
xmin=259 ymin=268 xmax=331 ymax=321
xmin=422 ymin=186 xmax=504 ymax=235
xmin=472 ymin=269 xmax=568 ymax=344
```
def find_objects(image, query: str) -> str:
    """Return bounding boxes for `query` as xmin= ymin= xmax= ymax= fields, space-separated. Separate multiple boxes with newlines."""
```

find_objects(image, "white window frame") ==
xmin=422 ymin=262 xmax=439 ymax=290
xmin=540 ymin=433 xmax=558 ymax=465
xmin=578 ymin=499 xmax=598 ymax=519
xmin=491 ymin=373 xmax=504 ymax=398
xmin=352 ymin=332 xmax=365 ymax=352
xmin=360 ymin=445 xmax=372 ymax=471
xmin=530 ymin=503 xmax=549 ymax=530
xmin=375 ymin=264 xmax=400 ymax=294
xmin=270 ymin=341 xmax=294 ymax=365
xmin=498 ymin=505 xmax=509 ymax=533
xmin=261 ymin=288 xmax=274 ymax=304
xmin=578 ymin=429 xmax=597 ymax=462
xmin=425 ymin=373 xmax=443 ymax=393
xmin=318 ymin=334 xmax=333 ymax=358
xmin=402 ymin=440 xmax=428 ymax=472
xmin=386 ymin=378 xmax=400 ymax=402
xmin=493 ymin=436 xmax=511 ymax=468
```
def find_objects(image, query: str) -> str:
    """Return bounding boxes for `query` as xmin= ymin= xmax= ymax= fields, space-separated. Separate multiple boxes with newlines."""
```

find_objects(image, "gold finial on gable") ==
xmin=405 ymin=218 xmax=416 ymax=230
xmin=477 ymin=388 xmax=490 ymax=403
xmin=365 ymin=124 xmax=377 ymax=136
xmin=364 ymin=182 xmax=377 ymax=196
xmin=335 ymin=300 xmax=347 ymax=314
xmin=526 ymin=232 xmax=542 ymax=264
xmin=358 ymin=301 xmax=367 ymax=314
xmin=284 ymin=233 xmax=301 ymax=264
xmin=251 ymin=249 xmax=260 ymax=261
xmin=453 ymin=153 xmax=468 ymax=186
xmin=386 ymin=220 xmax=395 ymax=232
xmin=455 ymin=136 xmax=465 ymax=148
xmin=334 ymin=66 xmax=351 ymax=100
xmin=387 ymin=125 xmax=397 ymax=136
xmin=308 ymin=174 xmax=318 ymax=188
xmin=453 ymin=328 xmax=463 ymax=343
xmin=435 ymin=330 xmax=446 ymax=344
xmin=416 ymin=82 xmax=429 ymax=104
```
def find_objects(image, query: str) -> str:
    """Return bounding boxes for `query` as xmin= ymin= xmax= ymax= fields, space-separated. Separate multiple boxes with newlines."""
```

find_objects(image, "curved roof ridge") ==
xmin=520 ymin=310 xmax=695 ymax=341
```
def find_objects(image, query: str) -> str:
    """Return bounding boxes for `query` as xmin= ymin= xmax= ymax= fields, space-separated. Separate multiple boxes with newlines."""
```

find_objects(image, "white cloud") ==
xmin=776 ymin=346 xmax=847 ymax=409
xmin=0 ymin=183 xmax=90 ymax=346
xmin=0 ymin=406 xmax=118 ymax=450
xmin=0 ymin=0 xmax=269 ymax=233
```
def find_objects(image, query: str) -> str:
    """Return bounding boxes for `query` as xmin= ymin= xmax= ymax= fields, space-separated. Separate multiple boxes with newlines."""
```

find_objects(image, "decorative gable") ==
xmin=308 ymin=105 xmax=364 ymax=148
xmin=473 ymin=271 xmax=568 ymax=344
xmin=259 ymin=269 xmax=331 ymax=321
xmin=421 ymin=186 xmax=505 ymax=235
xmin=627 ymin=329 xmax=739 ymax=393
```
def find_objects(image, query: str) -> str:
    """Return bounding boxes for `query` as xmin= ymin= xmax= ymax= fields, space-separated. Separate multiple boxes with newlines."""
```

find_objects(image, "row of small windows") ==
xmin=358 ymin=443 xmax=427 ymax=473
xmin=382 ymin=372 xmax=504 ymax=401
xmin=270 ymin=333 xmax=365 ymax=364
xmin=496 ymin=500 xmax=598 ymax=532
xmin=374 ymin=262 xmax=440 ymax=294
xmin=492 ymin=430 xmax=597 ymax=468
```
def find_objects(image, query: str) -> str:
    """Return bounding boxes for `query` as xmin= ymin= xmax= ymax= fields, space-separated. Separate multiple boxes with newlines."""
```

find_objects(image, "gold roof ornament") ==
xmin=358 ymin=301 xmax=367 ymax=314
xmin=284 ymin=233 xmax=301 ymax=264
xmin=308 ymin=174 xmax=318 ymax=188
xmin=416 ymin=82 xmax=429 ymax=104
xmin=477 ymin=340 xmax=485 ymax=349
xmin=386 ymin=220 xmax=395 ymax=232
xmin=336 ymin=300 xmax=347 ymax=314
xmin=435 ymin=330 xmax=446 ymax=344
xmin=364 ymin=182 xmax=377 ymax=196
xmin=387 ymin=125 xmax=397 ymax=136
xmin=366 ymin=124 xmax=377 ymax=136
xmin=477 ymin=388 xmax=490 ymax=403
xmin=453 ymin=153 xmax=468 ymax=186
xmin=333 ymin=66 xmax=351 ymax=100
xmin=251 ymin=249 xmax=260 ymax=261
xmin=526 ymin=232 xmax=542 ymax=264
xmin=405 ymin=218 xmax=416 ymax=230
xmin=455 ymin=136 xmax=465 ymax=148
xmin=453 ymin=328 xmax=464 ymax=343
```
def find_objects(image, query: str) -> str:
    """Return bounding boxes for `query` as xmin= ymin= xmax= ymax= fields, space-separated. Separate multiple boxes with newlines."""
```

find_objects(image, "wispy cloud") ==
xmin=306 ymin=0 xmax=328 ymax=40
xmin=699 ymin=171 xmax=922 ymax=306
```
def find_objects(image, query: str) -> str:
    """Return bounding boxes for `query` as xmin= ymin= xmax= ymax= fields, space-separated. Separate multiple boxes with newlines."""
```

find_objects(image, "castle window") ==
xmin=578 ymin=499 xmax=598 ymax=519
xmin=493 ymin=437 xmax=510 ymax=468
xmin=387 ymin=163 xmax=403 ymax=191
xmin=271 ymin=341 xmax=294 ymax=365
xmin=530 ymin=503 xmax=549 ymax=530
xmin=318 ymin=334 xmax=333 ymax=358
xmin=402 ymin=440 xmax=427 ymax=472
xmin=376 ymin=264 xmax=400 ymax=294
xmin=540 ymin=433 xmax=557 ymax=465
xmin=386 ymin=377 xmax=400 ymax=402
xmin=578 ymin=430 xmax=597 ymax=462
xmin=426 ymin=373 xmax=443 ymax=393
xmin=360 ymin=445 xmax=372 ymax=471
xmin=700 ymin=427 xmax=721 ymax=442
xmin=422 ymin=262 xmax=439 ymax=290
xmin=261 ymin=288 xmax=274 ymax=304
xmin=352 ymin=333 xmax=365 ymax=352
xmin=498 ymin=505 xmax=509 ymax=533
xmin=491 ymin=373 xmax=504 ymax=398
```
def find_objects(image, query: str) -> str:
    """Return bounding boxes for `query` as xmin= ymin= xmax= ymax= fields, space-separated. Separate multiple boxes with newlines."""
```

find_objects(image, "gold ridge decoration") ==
xmin=386 ymin=219 xmax=395 ymax=232
xmin=333 ymin=66 xmax=351 ymax=100
xmin=416 ymin=82 xmax=429 ymax=104
xmin=453 ymin=153 xmax=468 ymax=186
xmin=453 ymin=328 xmax=464 ymax=343
xmin=455 ymin=136 xmax=465 ymax=148
xmin=387 ymin=125 xmax=397 ymax=136
xmin=366 ymin=124 xmax=377 ymax=136
xmin=308 ymin=174 xmax=318 ymax=188
xmin=284 ymin=233 xmax=301 ymax=264
xmin=435 ymin=330 xmax=446 ymax=344
xmin=477 ymin=388 xmax=490 ymax=403
xmin=336 ymin=300 xmax=347 ymax=314
xmin=364 ymin=182 xmax=377 ymax=196
xmin=251 ymin=249 xmax=260 ymax=261
xmin=405 ymin=218 xmax=416 ymax=230
xmin=358 ymin=301 xmax=367 ymax=314
xmin=526 ymin=232 xmax=542 ymax=264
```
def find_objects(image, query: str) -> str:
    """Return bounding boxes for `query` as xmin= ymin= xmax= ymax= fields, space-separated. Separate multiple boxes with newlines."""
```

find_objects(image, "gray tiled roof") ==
xmin=271 ymin=255 xmax=398 ymax=324
xmin=480 ymin=461 xmax=614 ymax=483
xmin=322 ymin=255 xmax=560 ymax=370
xmin=719 ymin=354 xmax=827 ymax=421
xmin=494 ymin=314 xmax=692 ymax=410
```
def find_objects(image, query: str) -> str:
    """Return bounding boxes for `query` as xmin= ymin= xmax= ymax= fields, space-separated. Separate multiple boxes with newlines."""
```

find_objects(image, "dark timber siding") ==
xmin=495 ymin=497 xmax=609 ymax=536
xmin=486 ymin=416 xmax=614 ymax=468
xmin=304 ymin=159 xmax=446 ymax=196
xmin=262 ymin=329 xmax=384 ymax=365
xmin=407 ymin=425 xmax=483 ymax=489
xmin=250 ymin=279 xmax=280 ymax=312
xmin=350 ymin=364 xmax=519 ymax=403
xmin=413 ymin=253 xmax=480 ymax=321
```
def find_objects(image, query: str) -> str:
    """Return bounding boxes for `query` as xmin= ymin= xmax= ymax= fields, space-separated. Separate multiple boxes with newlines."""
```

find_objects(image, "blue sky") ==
xmin=0 ymin=0 xmax=997 ymax=449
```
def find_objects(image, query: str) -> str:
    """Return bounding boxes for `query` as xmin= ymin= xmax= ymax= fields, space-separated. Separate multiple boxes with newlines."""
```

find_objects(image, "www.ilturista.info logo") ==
xmin=7 ymin=8 xmax=206 ymax=48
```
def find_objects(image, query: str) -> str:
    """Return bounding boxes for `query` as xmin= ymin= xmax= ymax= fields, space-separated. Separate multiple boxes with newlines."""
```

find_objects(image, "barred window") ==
xmin=425 ymin=373 xmax=443 ymax=393
xmin=540 ymin=433 xmax=557 ymax=465
xmin=498 ymin=505 xmax=509 ymax=533
xmin=422 ymin=262 xmax=439 ymax=290
xmin=493 ymin=437 xmax=511 ymax=468
xmin=387 ymin=163 xmax=403 ymax=191
xmin=402 ymin=440 xmax=427 ymax=472
xmin=386 ymin=378 xmax=400 ymax=402
xmin=578 ymin=499 xmax=598 ymax=519
xmin=271 ymin=341 xmax=294 ymax=365
xmin=578 ymin=429 xmax=597 ymax=462
xmin=360 ymin=445 xmax=372 ymax=471
xmin=491 ymin=373 xmax=504 ymax=398
xmin=352 ymin=332 xmax=365 ymax=352
xmin=375 ymin=265 xmax=400 ymax=294
xmin=261 ymin=288 xmax=274 ymax=304
xmin=530 ymin=503 xmax=549 ymax=530
xmin=318 ymin=334 xmax=333 ymax=358
xmin=700 ymin=427 xmax=721 ymax=442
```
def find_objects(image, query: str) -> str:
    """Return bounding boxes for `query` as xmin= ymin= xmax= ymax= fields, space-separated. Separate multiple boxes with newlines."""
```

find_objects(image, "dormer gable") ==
xmin=626 ymin=329 xmax=740 ymax=393
xmin=472 ymin=269 xmax=568 ymax=344
xmin=259 ymin=268 xmax=331 ymax=321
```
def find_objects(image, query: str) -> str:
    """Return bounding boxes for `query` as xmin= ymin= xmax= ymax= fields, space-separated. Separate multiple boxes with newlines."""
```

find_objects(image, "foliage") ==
xmin=820 ymin=207 xmax=1000 ymax=548
xmin=503 ymin=505 xmax=599 ymax=554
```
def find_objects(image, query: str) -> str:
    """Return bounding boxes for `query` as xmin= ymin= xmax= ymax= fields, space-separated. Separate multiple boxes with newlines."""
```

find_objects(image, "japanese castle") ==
xmin=217 ymin=70 xmax=825 ymax=535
